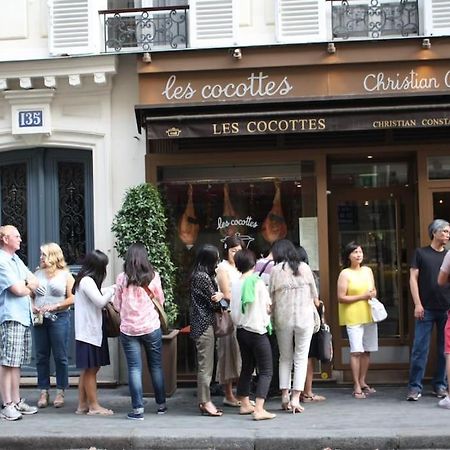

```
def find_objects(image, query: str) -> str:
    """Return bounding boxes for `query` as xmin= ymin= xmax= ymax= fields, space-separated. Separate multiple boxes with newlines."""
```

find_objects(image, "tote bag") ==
xmin=368 ymin=298 xmax=388 ymax=323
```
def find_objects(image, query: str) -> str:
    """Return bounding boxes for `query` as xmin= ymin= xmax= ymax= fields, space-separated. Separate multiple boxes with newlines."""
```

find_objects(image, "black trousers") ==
xmin=236 ymin=328 xmax=273 ymax=400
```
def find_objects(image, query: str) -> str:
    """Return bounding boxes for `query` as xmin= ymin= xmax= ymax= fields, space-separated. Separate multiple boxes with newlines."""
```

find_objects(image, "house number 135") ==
xmin=18 ymin=111 xmax=43 ymax=127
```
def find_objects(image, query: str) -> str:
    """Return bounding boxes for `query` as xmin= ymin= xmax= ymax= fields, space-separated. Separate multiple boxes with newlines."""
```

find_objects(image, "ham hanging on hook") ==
xmin=261 ymin=181 xmax=287 ymax=244
xmin=220 ymin=183 xmax=240 ymax=237
xmin=178 ymin=184 xmax=199 ymax=248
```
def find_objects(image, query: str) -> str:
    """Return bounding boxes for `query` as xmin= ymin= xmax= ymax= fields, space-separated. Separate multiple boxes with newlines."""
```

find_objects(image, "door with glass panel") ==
xmin=328 ymin=161 xmax=415 ymax=375
xmin=0 ymin=148 xmax=93 ymax=374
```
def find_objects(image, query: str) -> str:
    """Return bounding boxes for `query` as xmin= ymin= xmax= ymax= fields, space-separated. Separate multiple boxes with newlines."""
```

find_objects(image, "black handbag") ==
xmin=316 ymin=303 xmax=333 ymax=363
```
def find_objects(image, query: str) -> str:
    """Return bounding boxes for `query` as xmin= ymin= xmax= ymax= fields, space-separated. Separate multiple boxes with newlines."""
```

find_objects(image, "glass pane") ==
xmin=428 ymin=156 xmax=450 ymax=180
xmin=433 ymin=192 xmax=450 ymax=222
xmin=337 ymin=198 xmax=403 ymax=338
xmin=330 ymin=162 xmax=408 ymax=188
xmin=161 ymin=162 xmax=317 ymax=374
xmin=58 ymin=162 xmax=87 ymax=265
xmin=0 ymin=164 xmax=28 ymax=264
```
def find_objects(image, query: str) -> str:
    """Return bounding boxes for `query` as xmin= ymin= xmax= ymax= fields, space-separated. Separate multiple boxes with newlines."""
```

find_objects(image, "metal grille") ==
xmin=58 ymin=162 xmax=86 ymax=265
xmin=0 ymin=164 xmax=28 ymax=264
xmin=102 ymin=6 xmax=188 ymax=52
xmin=332 ymin=0 xmax=419 ymax=39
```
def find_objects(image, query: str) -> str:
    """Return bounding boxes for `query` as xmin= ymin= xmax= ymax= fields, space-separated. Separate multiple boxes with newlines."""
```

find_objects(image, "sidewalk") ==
xmin=1 ymin=385 xmax=449 ymax=450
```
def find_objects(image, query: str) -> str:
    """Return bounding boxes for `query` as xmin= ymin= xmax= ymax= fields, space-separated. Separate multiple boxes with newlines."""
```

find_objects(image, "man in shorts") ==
xmin=437 ymin=250 xmax=450 ymax=408
xmin=406 ymin=219 xmax=450 ymax=401
xmin=0 ymin=225 xmax=39 ymax=420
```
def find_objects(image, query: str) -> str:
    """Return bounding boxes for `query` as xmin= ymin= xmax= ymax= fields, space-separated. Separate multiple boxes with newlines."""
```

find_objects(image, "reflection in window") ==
xmin=330 ymin=162 xmax=409 ymax=188
xmin=428 ymin=156 xmax=450 ymax=180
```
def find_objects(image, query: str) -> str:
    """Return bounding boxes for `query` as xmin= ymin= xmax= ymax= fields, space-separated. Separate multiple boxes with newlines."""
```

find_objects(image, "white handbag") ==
xmin=368 ymin=298 xmax=388 ymax=322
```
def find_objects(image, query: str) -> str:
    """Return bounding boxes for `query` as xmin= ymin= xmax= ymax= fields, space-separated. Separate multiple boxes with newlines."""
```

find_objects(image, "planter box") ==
xmin=142 ymin=329 xmax=179 ymax=397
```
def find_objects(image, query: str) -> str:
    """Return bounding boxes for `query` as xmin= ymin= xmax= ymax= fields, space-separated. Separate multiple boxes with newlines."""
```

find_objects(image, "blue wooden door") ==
xmin=0 ymin=148 xmax=94 ymax=375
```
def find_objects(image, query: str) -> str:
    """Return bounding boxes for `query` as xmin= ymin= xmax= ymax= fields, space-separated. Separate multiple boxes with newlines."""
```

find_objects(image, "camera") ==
xmin=44 ymin=311 xmax=58 ymax=322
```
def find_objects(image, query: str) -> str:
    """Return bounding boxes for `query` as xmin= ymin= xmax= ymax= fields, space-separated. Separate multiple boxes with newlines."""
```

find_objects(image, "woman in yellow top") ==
xmin=337 ymin=242 xmax=377 ymax=399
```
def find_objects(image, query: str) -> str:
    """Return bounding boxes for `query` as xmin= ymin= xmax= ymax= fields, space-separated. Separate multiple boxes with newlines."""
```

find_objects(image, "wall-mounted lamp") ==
xmin=231 ymin=48 xmax=242 ymax=60
xmin=142 ymin=52 xmax=152 ymax=63
xmin=422 ymin=38 xmax=431 ymax=50
xmin=327 ymin=42 xmax=336 ymax=54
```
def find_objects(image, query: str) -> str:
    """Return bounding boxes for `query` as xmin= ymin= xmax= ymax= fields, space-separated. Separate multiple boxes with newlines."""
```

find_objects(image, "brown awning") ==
xmin=135 ymin=97 xmax=450 ymax=140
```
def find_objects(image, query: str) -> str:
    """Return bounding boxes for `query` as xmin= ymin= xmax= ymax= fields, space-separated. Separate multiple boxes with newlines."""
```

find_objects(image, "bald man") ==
xmin=0 ymin=225 xmax=39 ymax=420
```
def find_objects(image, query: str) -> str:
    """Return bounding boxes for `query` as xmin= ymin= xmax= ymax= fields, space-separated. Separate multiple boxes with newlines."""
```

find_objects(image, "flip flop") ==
xmin=302 ymin=393 xmax=326 ymax=402
xmin=86 ymin=409 xmax=114 ymax=416
xmin=75 ymin=408 xmax=88 ymax=415
xmin=352 ymin=391 xmax=366 ymax=399
xmin=361 ymin=385 xmax=376 ymax=394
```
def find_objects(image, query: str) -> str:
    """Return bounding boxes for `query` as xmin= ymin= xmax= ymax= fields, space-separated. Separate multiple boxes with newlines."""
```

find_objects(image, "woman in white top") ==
xmin=32 ymin=243 xmax=75 ymax=409
xmin=73 ymin=250 xmax=115 ymax=416
xmin=215 ymin=235 xmax=243 ymax=406
xmin=269 ymin=239 xmax=317 ymax=414
xmin=230 ymin=248 xmax=275 ymax=421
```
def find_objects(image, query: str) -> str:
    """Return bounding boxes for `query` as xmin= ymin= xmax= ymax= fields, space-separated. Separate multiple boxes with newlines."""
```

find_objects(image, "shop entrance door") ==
xmin=328 ymin=187 xmax=415 ymax=378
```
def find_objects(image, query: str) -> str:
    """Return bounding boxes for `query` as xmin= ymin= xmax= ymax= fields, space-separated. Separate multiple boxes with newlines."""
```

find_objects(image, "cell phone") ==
xmin=219 ymin=298 xmax=229 ymax=309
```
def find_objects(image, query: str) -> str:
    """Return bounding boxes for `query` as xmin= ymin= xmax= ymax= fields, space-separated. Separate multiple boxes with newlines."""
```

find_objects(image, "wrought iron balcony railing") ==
xmin=330 ymin=0 xmax=419 ymax=40
xmin=99 ymin=5 xmax=189 ymax=53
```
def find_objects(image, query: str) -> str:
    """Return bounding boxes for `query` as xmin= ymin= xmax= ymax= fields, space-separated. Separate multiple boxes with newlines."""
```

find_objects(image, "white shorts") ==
xmin=346 ymin=322 xmax=378 ymax=353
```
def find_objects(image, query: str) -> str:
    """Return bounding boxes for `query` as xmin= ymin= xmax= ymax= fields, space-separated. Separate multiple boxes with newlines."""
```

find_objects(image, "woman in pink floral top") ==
xmin=114 ymin=243 xmax=166 ymax=420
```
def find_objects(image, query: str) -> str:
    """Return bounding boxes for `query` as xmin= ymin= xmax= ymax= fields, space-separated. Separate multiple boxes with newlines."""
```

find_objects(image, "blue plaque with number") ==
xmin=18 ymin=110 xmax=43 ymax=128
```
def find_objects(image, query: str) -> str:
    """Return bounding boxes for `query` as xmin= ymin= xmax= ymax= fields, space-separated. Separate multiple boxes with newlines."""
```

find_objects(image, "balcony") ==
xmin=99 ymin=5 xmax=189 ymax=53
xmin=330 ymin=0 xmax=419 ymax=40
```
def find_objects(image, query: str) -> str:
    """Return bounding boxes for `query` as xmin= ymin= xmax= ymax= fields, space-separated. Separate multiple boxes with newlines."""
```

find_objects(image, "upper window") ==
xmin=428 ymin=156 xmax=450 ymax=180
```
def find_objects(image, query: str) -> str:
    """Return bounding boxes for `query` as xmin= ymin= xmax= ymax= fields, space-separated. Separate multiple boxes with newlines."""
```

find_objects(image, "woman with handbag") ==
xmin=337 ymin=241 xmax=378 ymax=399
xmin=32 ymin=243 xmax=75 ymax=409
xmin=113 ymin=243 xmax=167 ymax=420
xmin=215 ymin=235 xmax=243 ymax=407
xmin=74 ymin=250 xmax=116 ymax=415
xmin=230 ymin=249 xmax=275 ymax=421
xmin=190 ymin=244 xmax=225 ymax=417
xmin=269 ymin=239 xmax=318 ymax=414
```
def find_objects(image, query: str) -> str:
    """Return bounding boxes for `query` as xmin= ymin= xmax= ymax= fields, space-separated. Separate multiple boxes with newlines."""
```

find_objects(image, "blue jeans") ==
xmin=120 ymin=328 xmax=166 ymax=411
xmin=408 ymin=308 xmax=448 ymax=393
xmin=33 ymin=310 xmax=70 ymax=390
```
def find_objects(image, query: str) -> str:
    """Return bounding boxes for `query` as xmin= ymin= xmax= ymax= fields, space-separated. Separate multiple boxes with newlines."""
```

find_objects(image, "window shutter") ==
xmin=190 ymin=0 xmax=237 ymax=48
xmin=425 ymin=0 xmax=450 ymax=36
xmin=276 ymin=0 xmax=326 ymax=43
xmin=49 ymin=0 xmax=97 ymax=55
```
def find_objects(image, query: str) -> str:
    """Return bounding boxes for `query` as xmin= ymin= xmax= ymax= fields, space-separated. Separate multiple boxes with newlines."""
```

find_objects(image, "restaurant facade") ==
xmin=136 ymin=36 xmax=450 ymax=383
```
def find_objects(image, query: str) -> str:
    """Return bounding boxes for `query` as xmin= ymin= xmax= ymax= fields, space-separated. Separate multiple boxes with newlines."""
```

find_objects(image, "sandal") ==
xmin=301 ymin=393 xmax=326 ymax=402
xmin=281 ymin=393 xmax=292 ymax=411
xmin=198 ymin=403 xmax=223 ymax=417
xmin=361 ymin=385 xmax=376 ymax=394
xmin=352 ymin=391 xmax=367 ymax=399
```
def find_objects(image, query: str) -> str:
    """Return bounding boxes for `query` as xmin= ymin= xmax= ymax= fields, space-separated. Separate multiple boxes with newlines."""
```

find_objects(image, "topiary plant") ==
xmin=111 ymin=183 xmax=179 ymax=328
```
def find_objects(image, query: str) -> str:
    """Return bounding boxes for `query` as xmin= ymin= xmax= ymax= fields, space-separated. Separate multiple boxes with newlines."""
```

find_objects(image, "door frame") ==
xmin=328 ymin=184 xmax=416 ymax=371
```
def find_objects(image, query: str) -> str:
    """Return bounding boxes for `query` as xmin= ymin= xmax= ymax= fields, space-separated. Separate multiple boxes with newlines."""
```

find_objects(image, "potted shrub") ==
xmin=112 ymin=182 xmax=180 ymax=396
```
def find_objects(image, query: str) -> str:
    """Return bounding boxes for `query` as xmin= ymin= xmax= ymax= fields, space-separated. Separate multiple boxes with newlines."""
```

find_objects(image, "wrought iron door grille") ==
xmin=331 ymin=0 xmax=419 ymax=39
xmin=99 ymin=5 xmax=189 ymax=52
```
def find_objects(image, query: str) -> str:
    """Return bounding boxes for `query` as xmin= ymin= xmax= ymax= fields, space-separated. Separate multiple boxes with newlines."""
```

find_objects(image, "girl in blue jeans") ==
xmin=114 ymin=243 xmax=167 ymax=420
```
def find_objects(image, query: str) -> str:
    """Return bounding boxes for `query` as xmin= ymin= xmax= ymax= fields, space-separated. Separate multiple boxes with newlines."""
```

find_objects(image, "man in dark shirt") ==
xmin=406 ymin=219 xmax=450 ymax=401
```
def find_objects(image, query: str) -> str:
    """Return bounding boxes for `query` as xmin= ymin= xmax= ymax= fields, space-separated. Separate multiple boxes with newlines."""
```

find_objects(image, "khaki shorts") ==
xmin=0 ymin=321 xmax=32 ymax=367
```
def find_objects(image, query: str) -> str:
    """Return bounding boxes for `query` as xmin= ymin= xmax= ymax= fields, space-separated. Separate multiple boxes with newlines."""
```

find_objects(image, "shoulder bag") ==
xmin=143 ymin=285 xmax=169 ymax=334
xmin=103 ymin=303 xmax=121 ymax=337
xmin=315 ymin=303 xmax=333 ymax=363
xmin=213 ymin=308 xmax=234 ymax=337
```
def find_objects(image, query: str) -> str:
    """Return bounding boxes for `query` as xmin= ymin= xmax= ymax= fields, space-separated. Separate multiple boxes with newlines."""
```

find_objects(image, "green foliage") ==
xmin=111 ymin=183 xmax=179 ymax=327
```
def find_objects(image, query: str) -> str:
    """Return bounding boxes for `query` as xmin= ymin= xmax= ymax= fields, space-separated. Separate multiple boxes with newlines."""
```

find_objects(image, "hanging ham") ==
xmin=178 ymin=184 xmax=199 ymax=248
xmin=261 ymin=181 xmax=287 ymax=243
xmin=220 ymin=183 xmax=240 ymax=237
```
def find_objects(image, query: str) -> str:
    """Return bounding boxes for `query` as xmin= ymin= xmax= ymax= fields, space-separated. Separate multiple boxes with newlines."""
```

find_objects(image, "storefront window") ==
xmin=330 ymin=162 xmax=408 ymax=188
xmin=428 ymin=156 xmax=450 ymax=180
xmin=160 ymin=161 xmax=317 ymax=373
